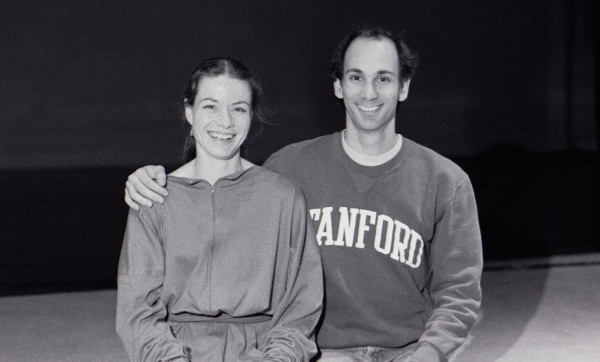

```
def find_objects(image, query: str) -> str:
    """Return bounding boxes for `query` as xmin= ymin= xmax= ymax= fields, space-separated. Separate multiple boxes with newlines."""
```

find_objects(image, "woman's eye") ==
xmin=203 ymin=104 xmax=216 ymax=110
xmin=349 ymin=75 xmax=361 ymax=81
xmin=378 ymin=77 xmax=391 ymax=82
xmin=233 ymin=107 xmax=248 ymax=113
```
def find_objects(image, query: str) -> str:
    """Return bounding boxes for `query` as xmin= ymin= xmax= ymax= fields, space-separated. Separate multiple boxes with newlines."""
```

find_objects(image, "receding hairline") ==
xmin=342 ymin=36 xmax=402 ymax=76
xmin=344 ymin=35 xmax=399 ymax=58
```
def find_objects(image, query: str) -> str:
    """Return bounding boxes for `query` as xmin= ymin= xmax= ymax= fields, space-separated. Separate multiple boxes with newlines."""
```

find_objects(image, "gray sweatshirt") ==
xmin=116 ymin=166 xmax=323 ymax=362
xmin=264 ymin=133 xmax=483 ymax=361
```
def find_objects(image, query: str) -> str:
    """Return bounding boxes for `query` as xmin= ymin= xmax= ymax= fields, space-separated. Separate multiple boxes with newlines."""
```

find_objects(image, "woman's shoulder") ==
xmin=251 ymin=165 xmax=304 ymax=194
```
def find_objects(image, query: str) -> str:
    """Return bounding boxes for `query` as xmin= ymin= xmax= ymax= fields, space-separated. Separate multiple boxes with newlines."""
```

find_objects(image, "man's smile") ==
xmin=357 ymin=104 xmax=381 ymax=112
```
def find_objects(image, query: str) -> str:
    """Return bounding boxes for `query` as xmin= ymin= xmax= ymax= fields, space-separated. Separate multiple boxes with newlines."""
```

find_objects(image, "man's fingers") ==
xmin=128 ymin=175 xmax=165 ymax=204
xmin=135 ymin=167 xmax=169 ymax=198
xmin=156 ymin=172 xmax=167 ymax=188
xmin=150 ymin=165 xmax=168 ymax=187
xmin=122 ymin=165 xmax=169 ymax=210
xmin=126 ymin=181 xmax=155 ymax=208
xmin=124 ymin=189 xmax=140 ymax=211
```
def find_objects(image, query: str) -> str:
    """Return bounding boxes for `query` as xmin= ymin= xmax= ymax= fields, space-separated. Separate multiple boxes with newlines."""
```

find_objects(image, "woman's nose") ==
xmin=216 ymin=110 xmax=234 ymax=128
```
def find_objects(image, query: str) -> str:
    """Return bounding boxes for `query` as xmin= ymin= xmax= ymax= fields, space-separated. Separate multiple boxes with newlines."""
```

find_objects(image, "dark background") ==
xmin=0 ymin=0 xmax=597 ymax=295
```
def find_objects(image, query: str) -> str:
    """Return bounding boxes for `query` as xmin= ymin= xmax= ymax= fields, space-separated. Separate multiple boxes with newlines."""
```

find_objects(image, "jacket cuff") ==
xmin=408 ymin=342 xmax=446 ymax=362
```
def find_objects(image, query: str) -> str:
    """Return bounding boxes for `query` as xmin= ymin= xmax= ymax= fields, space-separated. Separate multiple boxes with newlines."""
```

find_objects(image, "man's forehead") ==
xmin=343 ymin=37 xmax=400 ymax=74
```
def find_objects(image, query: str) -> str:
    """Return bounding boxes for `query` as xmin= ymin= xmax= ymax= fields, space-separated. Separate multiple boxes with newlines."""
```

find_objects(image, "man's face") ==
xmin=334 ymin=37 xmax=410 ymax=133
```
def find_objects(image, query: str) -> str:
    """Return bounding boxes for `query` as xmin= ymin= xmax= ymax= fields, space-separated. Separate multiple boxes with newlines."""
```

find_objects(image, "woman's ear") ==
xmin=184 ymin=105 xmax=194 ymax=126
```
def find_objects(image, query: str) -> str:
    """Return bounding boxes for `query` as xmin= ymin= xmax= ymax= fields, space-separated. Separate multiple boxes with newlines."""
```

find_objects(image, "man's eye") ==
xmin=378 ymin=77 xmax=391 ymax=82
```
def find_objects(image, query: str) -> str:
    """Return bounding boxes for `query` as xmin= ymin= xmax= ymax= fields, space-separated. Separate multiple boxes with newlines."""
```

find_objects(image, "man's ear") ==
xmin=333 ymin=79 xmax=344 ymax=99
xmin=184 ymin=105 xmax=194 ymax=126
xmin=399 ymin=79 xmax=411 ymax=102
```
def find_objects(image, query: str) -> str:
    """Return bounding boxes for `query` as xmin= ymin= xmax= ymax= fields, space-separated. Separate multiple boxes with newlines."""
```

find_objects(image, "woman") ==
xmin=116 ymin=58 xmax=323 ymax=362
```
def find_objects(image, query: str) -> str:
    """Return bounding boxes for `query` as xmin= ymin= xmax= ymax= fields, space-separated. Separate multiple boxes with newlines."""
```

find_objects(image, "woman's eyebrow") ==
xmin=197 ymin=97 xmax=218 ymax=103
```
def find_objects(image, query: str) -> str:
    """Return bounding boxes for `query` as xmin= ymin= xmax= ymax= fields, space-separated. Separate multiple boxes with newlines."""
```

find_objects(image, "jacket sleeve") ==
xmin=413 ymin=177 xmax=483 ymax=362
xmin=116 ymin=208 xmax=190 ymax=362
xmin=262 ymin=187 xmax=324 ymax=362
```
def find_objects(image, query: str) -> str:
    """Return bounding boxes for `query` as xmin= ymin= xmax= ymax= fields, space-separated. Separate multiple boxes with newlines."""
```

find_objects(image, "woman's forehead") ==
xmin=196 ymin=75 xmax=252 ymax=100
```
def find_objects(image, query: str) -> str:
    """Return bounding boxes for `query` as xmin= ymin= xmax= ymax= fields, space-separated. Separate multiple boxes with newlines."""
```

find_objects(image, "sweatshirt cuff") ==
xmin=408 ymin=342 xmax=446 ymax=362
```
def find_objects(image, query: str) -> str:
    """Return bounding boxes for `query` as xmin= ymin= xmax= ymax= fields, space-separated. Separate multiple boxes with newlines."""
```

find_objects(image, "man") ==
xmin=125 ymin=26 xmax=483 ymax=362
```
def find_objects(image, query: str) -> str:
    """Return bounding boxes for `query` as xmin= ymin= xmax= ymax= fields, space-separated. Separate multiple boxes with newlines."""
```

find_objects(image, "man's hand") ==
xmin=124 ymin=165 xmax=168 ymax=210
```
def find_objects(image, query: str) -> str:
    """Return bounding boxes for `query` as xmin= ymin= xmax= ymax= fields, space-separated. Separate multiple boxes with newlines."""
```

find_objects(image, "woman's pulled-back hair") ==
xmin=181 ymin=57 xmax=266 ymax=162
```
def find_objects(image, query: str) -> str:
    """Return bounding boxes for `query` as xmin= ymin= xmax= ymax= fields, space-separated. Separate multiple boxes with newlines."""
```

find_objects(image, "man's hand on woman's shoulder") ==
xmin=124 ymin=165 xmax=168 ymax=210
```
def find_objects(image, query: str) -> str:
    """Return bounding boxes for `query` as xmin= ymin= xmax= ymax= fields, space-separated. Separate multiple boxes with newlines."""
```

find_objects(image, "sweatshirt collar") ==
xmin=333 ymin=132 xmax=408 ymax=176
xmin=169 ymin=165 xmax=257 ymax=185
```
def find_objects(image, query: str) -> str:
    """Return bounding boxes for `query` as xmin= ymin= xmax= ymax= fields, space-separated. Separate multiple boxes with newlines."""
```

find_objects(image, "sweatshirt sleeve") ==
xmin=414 ymin=178 xmax=483 ymax=362
xmin=262 ymin=187 xmax=324 ymax=362
xmin=116 ymin=208 xmax=190 ymax=362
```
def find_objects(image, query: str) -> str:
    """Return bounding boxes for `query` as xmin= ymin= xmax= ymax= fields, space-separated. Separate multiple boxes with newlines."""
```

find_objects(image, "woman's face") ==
xmin=185 ymin=75 xmax=252 ymax=161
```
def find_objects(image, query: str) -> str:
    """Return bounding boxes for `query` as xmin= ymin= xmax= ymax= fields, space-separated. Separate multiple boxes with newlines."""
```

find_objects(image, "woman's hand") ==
xmin=124 ymin=165 xmax=169 ymax=210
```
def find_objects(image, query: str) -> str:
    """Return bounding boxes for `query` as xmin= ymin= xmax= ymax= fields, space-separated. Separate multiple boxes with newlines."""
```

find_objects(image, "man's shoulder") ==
xmin=271 ymin=134 xmax=336 ymax=160
xmin=263 ymin=133 xmax=338 ymax=171
xmin=403 ymin=138 xmax=468 ymax=179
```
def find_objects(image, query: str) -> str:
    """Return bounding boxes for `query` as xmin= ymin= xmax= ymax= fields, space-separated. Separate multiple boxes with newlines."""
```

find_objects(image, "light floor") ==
xmin=1 ymin=261 xmax=599 ymax=362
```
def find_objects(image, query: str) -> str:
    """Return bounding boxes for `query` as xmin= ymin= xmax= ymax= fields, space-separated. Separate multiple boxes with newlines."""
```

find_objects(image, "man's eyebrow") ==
xmin=344 ymin=68 xmax=397 ymax=75
xmin=345 ymin=68 xmax=364 ymax=74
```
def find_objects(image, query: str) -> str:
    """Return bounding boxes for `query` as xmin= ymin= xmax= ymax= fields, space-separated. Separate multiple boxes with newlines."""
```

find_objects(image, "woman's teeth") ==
xmin=208 ymin=131 xmax=234 ymax=140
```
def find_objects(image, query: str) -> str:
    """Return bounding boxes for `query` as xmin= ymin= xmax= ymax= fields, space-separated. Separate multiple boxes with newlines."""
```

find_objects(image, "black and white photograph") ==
xmin=0 ymin=1 xmax=597 ymax=361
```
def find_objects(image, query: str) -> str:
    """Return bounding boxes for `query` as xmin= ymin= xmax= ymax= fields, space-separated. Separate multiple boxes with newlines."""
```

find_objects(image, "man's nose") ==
xmin=360 ymin=81 xmax=378 ymax=100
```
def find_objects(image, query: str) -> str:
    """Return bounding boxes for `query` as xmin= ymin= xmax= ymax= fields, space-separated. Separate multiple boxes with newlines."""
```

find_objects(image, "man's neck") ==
xmin=344 ymin=121 xmax=398 ymax=156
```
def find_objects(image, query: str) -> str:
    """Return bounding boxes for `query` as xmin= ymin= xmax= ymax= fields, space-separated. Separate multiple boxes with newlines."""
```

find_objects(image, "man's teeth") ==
xmin=358 ymin=105 xmax=379 ymax=112
xmin=208 ymin=132 xmax=234 ymax=140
